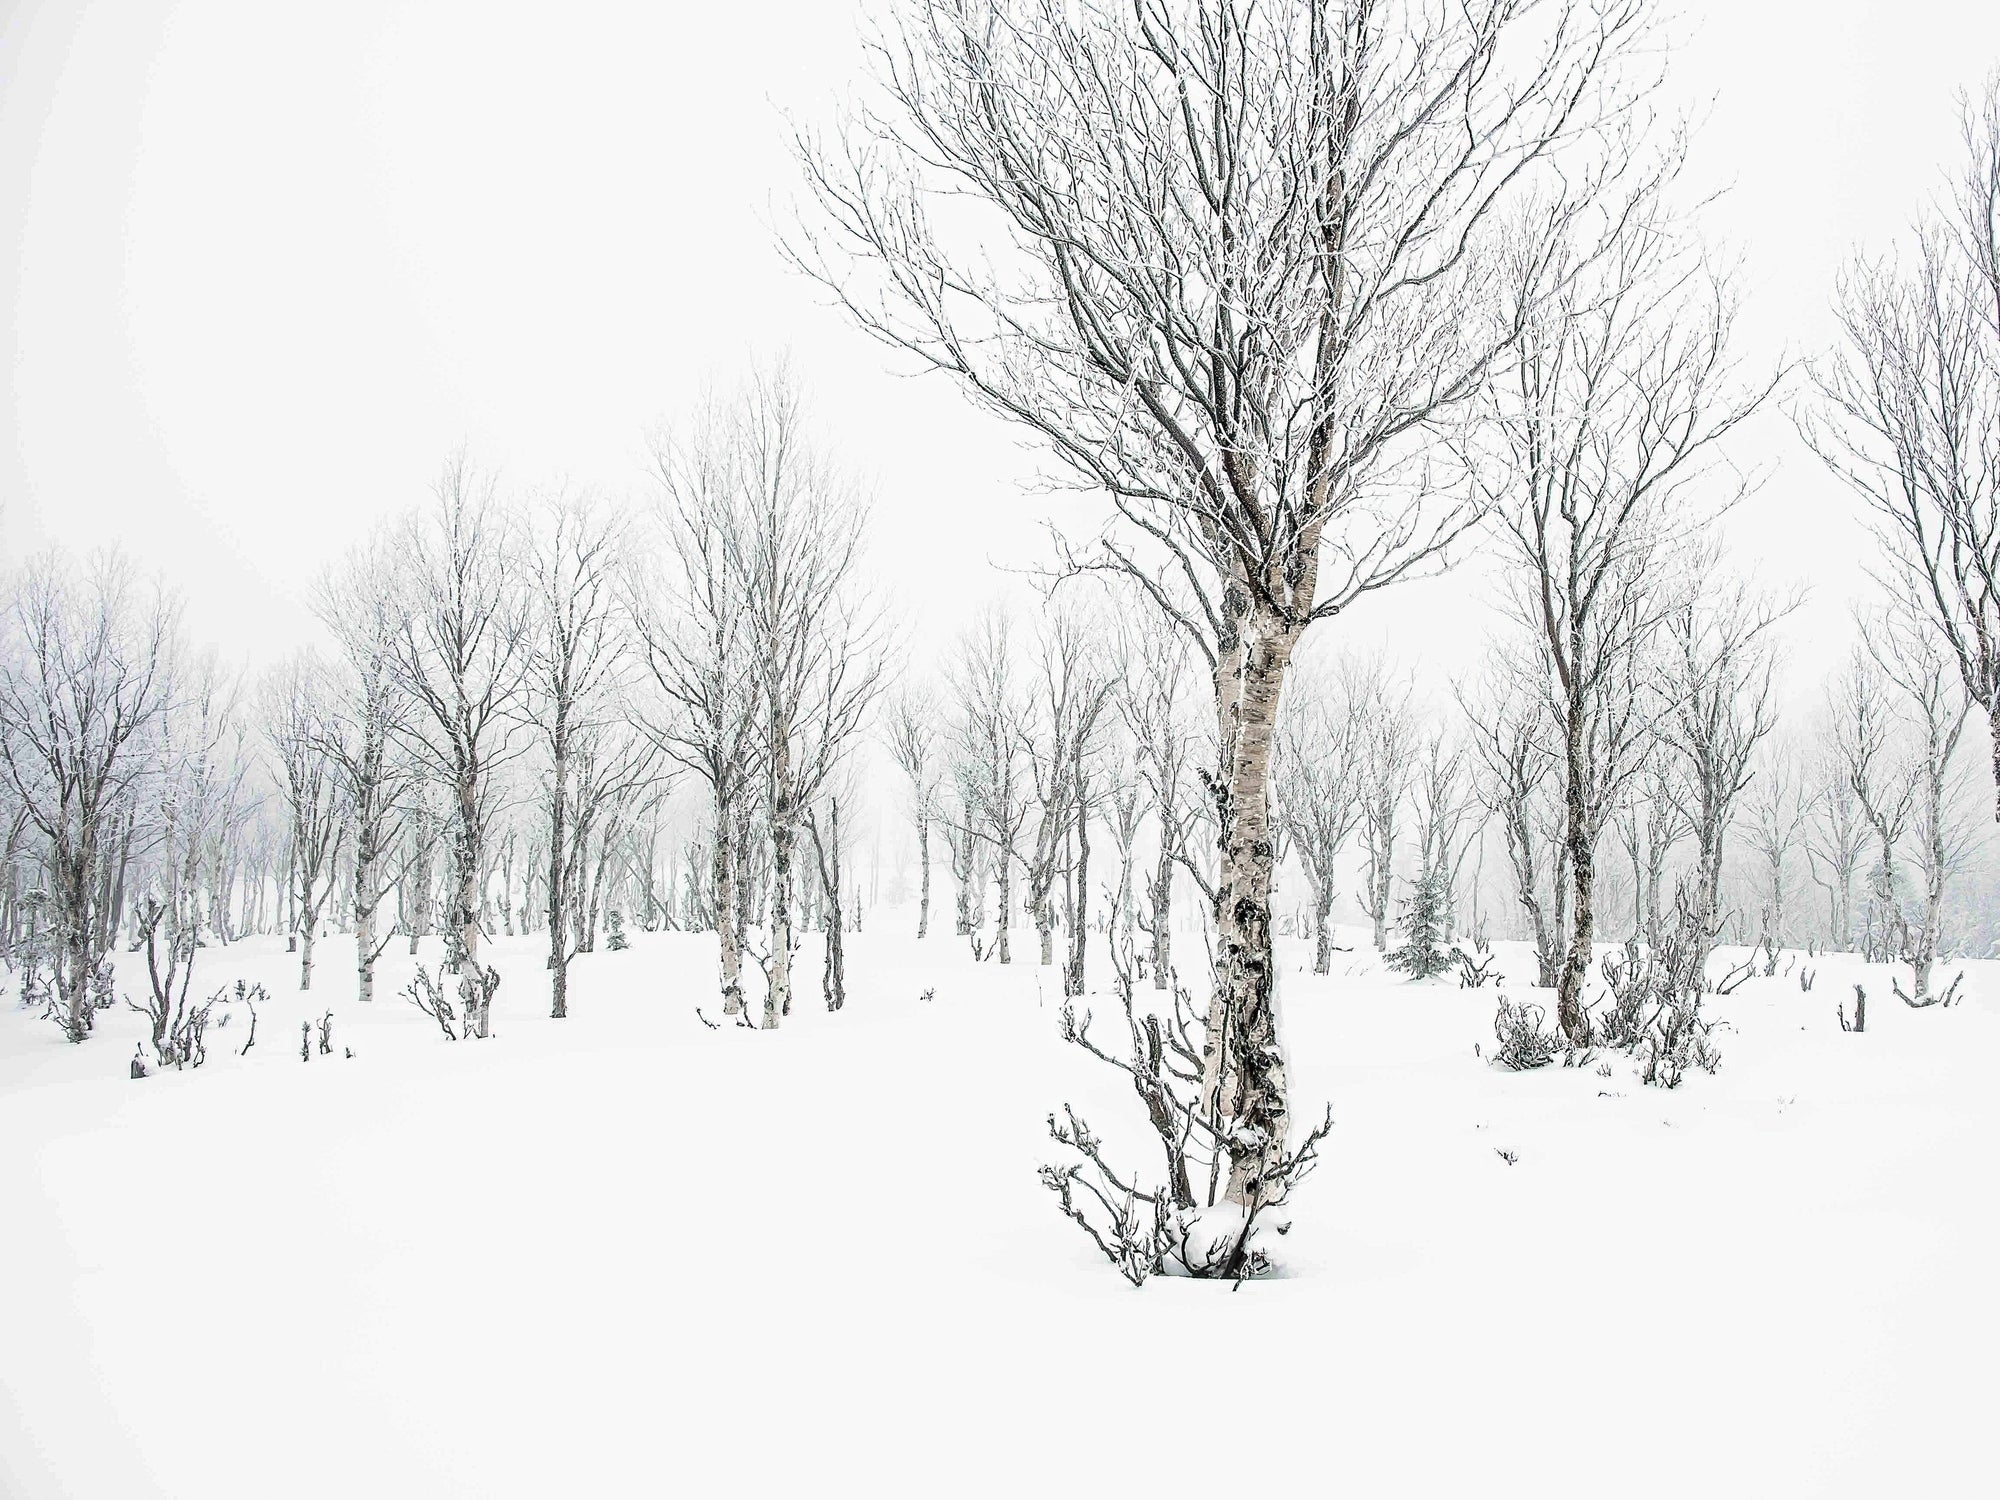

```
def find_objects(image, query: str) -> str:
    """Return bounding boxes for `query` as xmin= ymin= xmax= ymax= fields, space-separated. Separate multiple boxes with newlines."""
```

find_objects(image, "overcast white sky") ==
xmin=5 ymin=0 xmax=2000 ymax=701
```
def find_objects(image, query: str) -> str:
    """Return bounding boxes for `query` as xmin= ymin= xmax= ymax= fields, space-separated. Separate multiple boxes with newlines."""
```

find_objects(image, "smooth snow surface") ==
xmin=2 ymin=926 xmax=1994 ymax=1497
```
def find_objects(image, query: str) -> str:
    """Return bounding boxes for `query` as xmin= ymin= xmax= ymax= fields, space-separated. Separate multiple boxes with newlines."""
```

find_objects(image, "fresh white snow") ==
xmin=2 ymin=925 xmax=1994 ymax=1497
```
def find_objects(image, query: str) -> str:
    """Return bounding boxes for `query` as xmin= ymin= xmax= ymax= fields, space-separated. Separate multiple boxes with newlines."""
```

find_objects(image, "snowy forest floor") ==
xmin=2 ymin=923 xmax=1994 ymax=1498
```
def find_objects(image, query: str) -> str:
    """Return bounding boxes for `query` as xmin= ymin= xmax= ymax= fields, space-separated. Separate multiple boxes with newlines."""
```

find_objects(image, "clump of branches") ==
xmin=1583 ymin=886 xmax=1727 ymax=1087
xmin=226 ymin=980 xmax=268 ymax=1056
xmin=1891 ymin=970 xmax=1966 ymax=1009
xmin=123 ymin=896 xmax=213 ymax=1068
xmin=1457 ymin=941 xmax=1499 ymax=989
xmin=1636 ymin=1002 xmax=1723 ymax=1088
xmin=403 ymin=949 xmax=499 ymax=1042
xmin=1039 ymin=932 xmax=1331 ymax=1285
xmin=1486 ymin=995 xmax=1563 ymax=1071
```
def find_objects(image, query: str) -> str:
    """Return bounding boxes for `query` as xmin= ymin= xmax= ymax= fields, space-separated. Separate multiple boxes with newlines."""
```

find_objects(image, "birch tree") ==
xmin=315 ymin=539 xmax=414 ymax=1002
xmin=1660 ymin=581 xmax=1781 ymax=989
xmin=795 ymin=0 xmax=1659 ymax=1222
xmin=1115 ymin=608 xmax=1202 ymax=988
xmin=1829 ymin=645 xmax=1915 ymax=961
xmin=1355 ymin=665 xmax=1417 ymax=953
xmin=1807 ymin=79 xmax=2000 ymax=822
xmin=523 ymin=489 xmax=633 ymax=1020
xmin=1274 ymin=667 xmax=1363 ymax=974
xmin=884 ymin=683 xmax=945 ymax=939
xmin=1870 ymin=601 xmax=1977 ymax=1001
xmin=386 ymin=459 xmax=531 ymax=1038
xmin=949 ymin=608 xmax=1030 ymax=963
xmin=638 ymin=406 xmax=759 ymax=1017
xmin=726 ymin=368 xmax=886 ymax=1026
xmin=1478 ymin=178 xmax=1770 ymax=1042
xmin=0 ymin=553 xmax=176 ymax=1040
xmin=261 ymin=653 xmax=346 ymax=991
xmin=1460 ymin=642 xmax=1567 ymax=985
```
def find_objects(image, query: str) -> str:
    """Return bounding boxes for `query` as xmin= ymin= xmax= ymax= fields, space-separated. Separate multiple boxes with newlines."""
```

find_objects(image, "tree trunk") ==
xmin=1063 ymin=802 xmax=1089 ymax=998
xmin=714 ymin=796 xmax=743 ymax=1016
xmin=994 ymin=846 xmax=1012 ymax=964
xmin=1991 ymin=707 xmax=2000 ymax=823
xmin=456 ymin=772 xmax=490 ymax=1038
xmin=1202 ymin=607 xmax=1295 ymax=1211
xmin=300 ymin=909 xmax=316 ymax=991
xmin=1149 ymin=846 xmax=1173 ymax=990
xmin=356 ymin=852 xmax=379 ymax=1003
xmin=1556 ymin=704 xmax=1593 ymax=1046
xmin=822 ymin=799 xmax=846 ymax=1012
xmin=1312 ymin=887 xmax=1333 ymax=975
xmin=916 ymin=816 xmax=930 ymax=939
xmin=548 ymin=737 xmax=570 ymax=1020
xmin=766 ymin=815 xmax=794 ymax=1029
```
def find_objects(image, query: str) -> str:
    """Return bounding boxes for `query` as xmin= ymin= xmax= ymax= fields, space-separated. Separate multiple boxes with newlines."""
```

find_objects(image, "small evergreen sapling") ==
xmin=1386 ymin=864 xmax=1453 ymax=979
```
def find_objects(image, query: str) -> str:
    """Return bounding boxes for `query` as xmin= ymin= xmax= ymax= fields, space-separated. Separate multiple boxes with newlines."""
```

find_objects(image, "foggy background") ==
xmin=6 ymin=0 xmax=2000 ymax=696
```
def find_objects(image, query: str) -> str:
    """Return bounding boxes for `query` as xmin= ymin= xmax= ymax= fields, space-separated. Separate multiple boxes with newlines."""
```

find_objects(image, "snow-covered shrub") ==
xmin=123 ymin=896 xmax=215 ymax=1068
xmin=606 ymin=910 xmax=629 ymax=951
xmin=403 ymin=949 xmax=500 ymax=1042
xmin=1488 ymin=995 xmax=1561 ymax=1071
xmin=1386 ymin=865 xmax=1453 ymax=979
xmin=1040 ymin=936 xmax=1331 ymax=1285
xmin=1637 ymin=1002 xmax=1722 ymax=1089
xmin=1583 ymin=902 xmax=1729 ymax=1088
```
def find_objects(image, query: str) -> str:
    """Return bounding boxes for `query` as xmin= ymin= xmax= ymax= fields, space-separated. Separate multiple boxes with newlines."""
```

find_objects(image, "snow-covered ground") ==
xmin=2 ymin=924 xmax=1994 ymax=1498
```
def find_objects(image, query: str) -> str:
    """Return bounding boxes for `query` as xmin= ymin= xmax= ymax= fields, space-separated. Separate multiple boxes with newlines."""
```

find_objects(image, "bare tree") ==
xmin=1460 ymin=640 xmax=1567 ymax=986
xmin=386 ymin=459 xmax=530 ymax=1038
xmin=795 ymin=0 xmax=1659 ymax=1224
xmin=884 ymin=683 xmax=945 ymax=939
xmin=1802 ymin=734 xmax=1868 ymax=950
xmin=1741 ymin=740 xmax=1809 ymax=956
xmin=1478 ymin=174 xmax=1771 ymax=1042
xmin=1660 ymin=579 xmax=1782 ymax=990
xmin=523 ymin=489 xmax=634 ymax=1019
xmin=1806 ymin=78 xmax=2000 ymax=822
xmin=637 ymin=403 xmax=760 ymax=1017
xmin=1410 ymin=731 xmax=1479 ymax=939
xmin=726 ymin=367 xmax=886 ymax=1026
xmin=948 ymin=607 xmax=1031 ymax=963
xmin=1870 ymin=601 xmax=1977 ymax=1001
xmin=1354 ymin=664 xmax=1417 ymax=953
xmin=315 ymin=539 xmax=413 ymax=1002
xmin=260 ymin=653 xmax=347 ymax=991
xmin=1114 ymin=608 xmax=1202 ymax=988
xmin=1020 ymin=608 xmax=1114 ymax=972
xmin=1274 ymin=666 xmax=1363 ymax=973
xmin=1829 ymin=645 xmax=1915 ymax=962
xmin=0 ymin=552 xmax=176 ymax=1040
